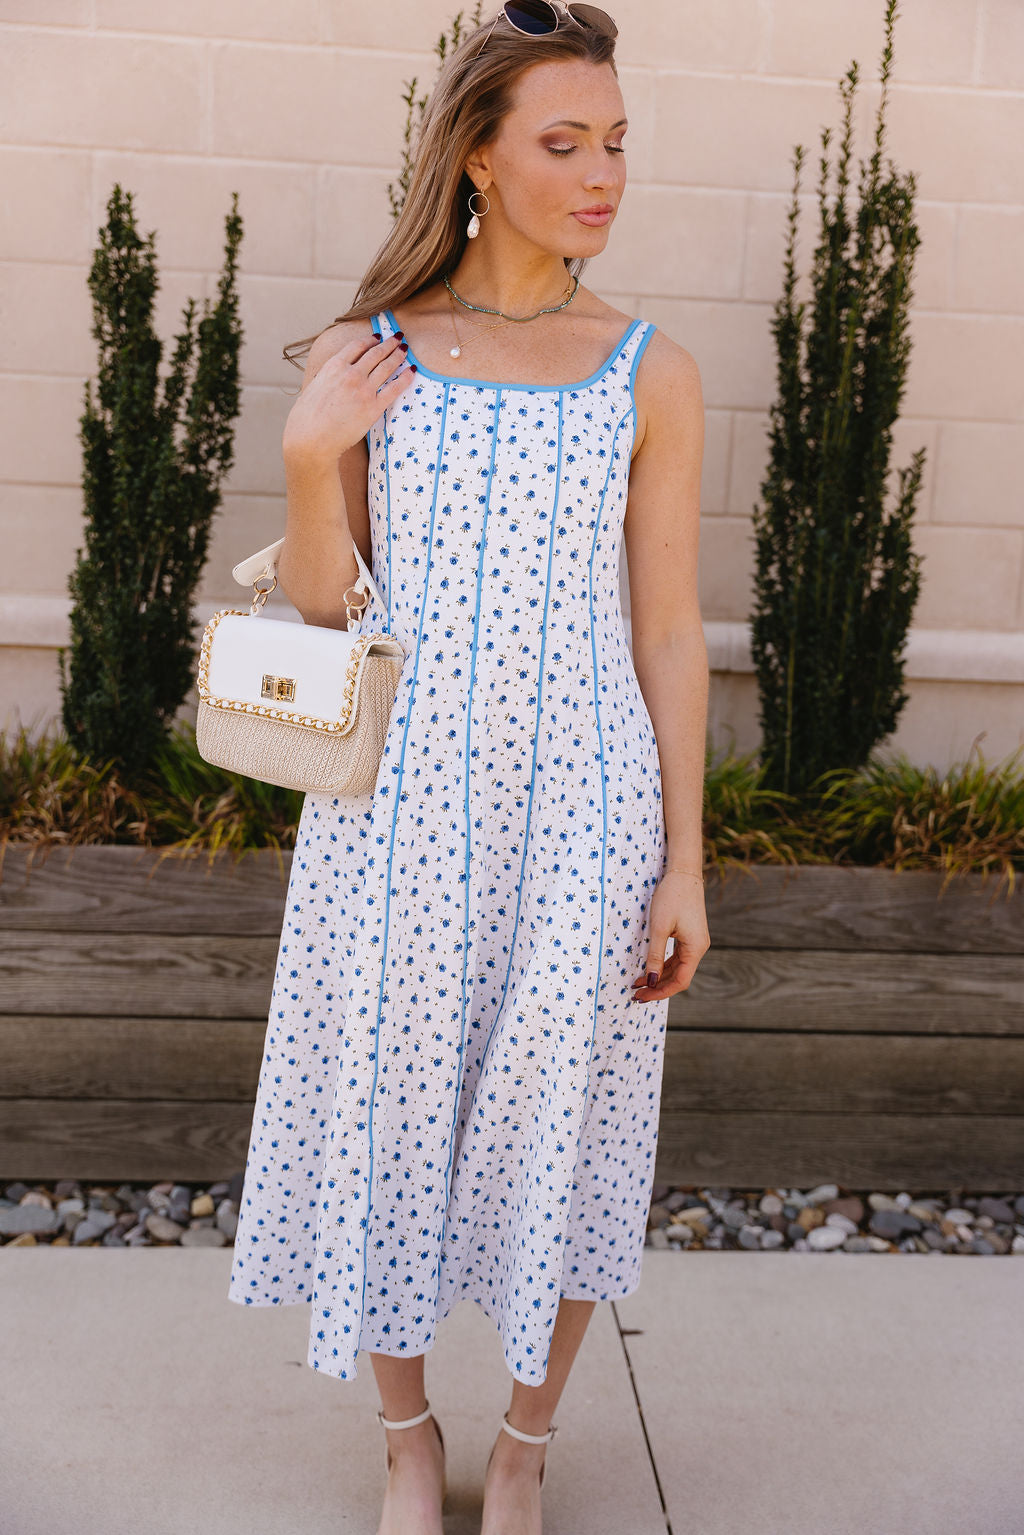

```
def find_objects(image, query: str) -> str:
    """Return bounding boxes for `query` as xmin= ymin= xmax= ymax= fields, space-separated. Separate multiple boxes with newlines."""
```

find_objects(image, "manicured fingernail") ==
xmin=646 ymin=972 xmax=658 ymax=988
xmin=410 ymin=362 xmax=418 ymax=371
xmin=393 ymin=329 xmax=404 ymax=338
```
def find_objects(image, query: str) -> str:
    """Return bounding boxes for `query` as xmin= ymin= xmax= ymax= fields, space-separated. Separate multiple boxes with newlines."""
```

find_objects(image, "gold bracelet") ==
xmin=663 ymin=867 xmax=705 ymax=883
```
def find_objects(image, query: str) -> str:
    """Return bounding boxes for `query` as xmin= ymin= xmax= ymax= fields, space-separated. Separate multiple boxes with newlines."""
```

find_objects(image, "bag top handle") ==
xmin=231 ymin=536 xmax=385 ymax=614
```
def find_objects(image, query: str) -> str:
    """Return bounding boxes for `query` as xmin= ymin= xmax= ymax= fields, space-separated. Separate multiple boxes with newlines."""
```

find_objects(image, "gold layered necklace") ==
xmin=443 ymin=272 xmax=579 ymax=359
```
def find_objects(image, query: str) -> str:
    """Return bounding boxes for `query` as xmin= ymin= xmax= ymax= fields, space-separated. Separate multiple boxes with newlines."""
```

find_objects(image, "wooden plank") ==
xmin=3 ymin=1097 xmax=1022 ymax=1192
xmin=0 ymin=845 xmax=291 ymax=936
xmin=0 ymin=1016 xmax=266 ymax=1099
xmin=664 ymin=947 xmax=1024 ymax=1034
xmin=653 ymin=1113 xmax=1024 ymax=1191
xmin=0 ymin=933 xmax=278 ymax=1018
xmin=2 ymin=847 xmax=1021 ymax=952
xmin=5 ymin=1012 xmax=1024 ymax=1111
xmin=701 ymin=865 xmax=1024 ymax=954
xmin=3 ymin=933 xmax=1021 ymax=1030
xmin=0 ymin=1099 xmax=253 ymax=1183
xmin=657 ymin=1029 xmax=1024 ymax=1115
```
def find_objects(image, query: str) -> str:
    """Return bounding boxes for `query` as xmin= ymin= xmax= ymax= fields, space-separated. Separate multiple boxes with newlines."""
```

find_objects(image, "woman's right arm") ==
xmin=277 ymin=320 xmax=413 ymax=629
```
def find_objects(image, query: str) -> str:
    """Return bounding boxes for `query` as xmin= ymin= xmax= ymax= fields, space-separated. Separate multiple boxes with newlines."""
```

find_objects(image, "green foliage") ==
xmin=386 ymin=2 xmax=485 ymax=220
xmin=0 ymin=721 xmax=301 ymax=861
xmin=144 ymin=726 xmax=304 ymax=857
xmin=0 ymin=721 xmax=150 ymax=850
xmin=59 ymin=184 xmax=243 ymax=780
xmin=813 ymin=741 xmax=1024 ymax=886
xmin=3 ymin=723 xmax=1021 ymax=888
xmin=750 ymin=0 xmax=925 ymax=797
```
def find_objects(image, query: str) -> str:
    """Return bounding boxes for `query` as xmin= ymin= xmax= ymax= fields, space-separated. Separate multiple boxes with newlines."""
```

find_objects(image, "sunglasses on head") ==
xmin=475 ymin=1 xmax=618 ymax=56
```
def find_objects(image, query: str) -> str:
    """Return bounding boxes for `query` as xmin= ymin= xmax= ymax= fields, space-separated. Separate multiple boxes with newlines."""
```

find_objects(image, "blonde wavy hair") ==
xmin=283 ymin=5 xmax=619 ymax=370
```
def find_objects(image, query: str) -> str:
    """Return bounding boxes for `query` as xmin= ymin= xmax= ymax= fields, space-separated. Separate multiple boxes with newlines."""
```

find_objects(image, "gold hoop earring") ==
xmin=466 ymin=189 xmax=490 ymax=239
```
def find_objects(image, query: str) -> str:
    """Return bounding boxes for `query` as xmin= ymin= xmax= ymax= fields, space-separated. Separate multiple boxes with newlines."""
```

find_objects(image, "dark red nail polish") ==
xmin=410 ymin=362 xmax=417 ymax=371
xmin=646 ymin=971 xmax=658 ymax=988
xmin=394 ymin=329 xmax=404 ymax=338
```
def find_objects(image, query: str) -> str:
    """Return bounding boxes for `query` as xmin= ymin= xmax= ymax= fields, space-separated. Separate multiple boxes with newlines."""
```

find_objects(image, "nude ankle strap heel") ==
xmin=499 ymin=1411 xmax=558 ymax=1488
xmin=376 ymin=1400 xmax=448 ymax=1508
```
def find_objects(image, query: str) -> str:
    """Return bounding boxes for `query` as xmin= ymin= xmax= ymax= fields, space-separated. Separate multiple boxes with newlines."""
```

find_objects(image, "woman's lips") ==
xmin=572 ymin=207 xmax=613 ymax=226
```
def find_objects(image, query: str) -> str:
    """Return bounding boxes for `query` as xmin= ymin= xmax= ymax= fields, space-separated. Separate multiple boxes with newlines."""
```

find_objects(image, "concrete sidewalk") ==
xmin=2 ymin=1249 xmax=1021 ymax=1534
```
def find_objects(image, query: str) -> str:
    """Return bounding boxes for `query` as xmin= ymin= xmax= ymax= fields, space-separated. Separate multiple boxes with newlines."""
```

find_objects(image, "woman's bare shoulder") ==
xmin=631 ymin=327 xmax=703 ymax=457
xmin=636 ymin=325 xmax=701 ymax=388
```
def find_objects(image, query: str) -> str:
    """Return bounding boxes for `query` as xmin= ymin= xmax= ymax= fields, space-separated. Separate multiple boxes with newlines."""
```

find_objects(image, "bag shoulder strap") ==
xmin=231 ymin=536 xmax=385 ymax=612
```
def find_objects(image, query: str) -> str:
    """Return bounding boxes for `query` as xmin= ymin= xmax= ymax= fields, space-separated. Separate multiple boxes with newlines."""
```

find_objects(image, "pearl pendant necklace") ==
xmin=445 ymin=272 xmax=578 ymax=359
xmin=447 ymin=287 xmax=515 ymax=358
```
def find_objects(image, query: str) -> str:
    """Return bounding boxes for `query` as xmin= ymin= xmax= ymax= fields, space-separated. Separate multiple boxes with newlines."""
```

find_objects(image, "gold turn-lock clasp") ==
xmin=261 ymin=674 xmax=297 ymax=702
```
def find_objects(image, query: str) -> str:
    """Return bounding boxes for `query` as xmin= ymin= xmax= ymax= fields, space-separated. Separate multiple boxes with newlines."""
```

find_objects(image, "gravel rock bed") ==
xmin=3 ymin=1178 xmax=1024 ymax=1255
xmin=644 ymin=1184 xmax=1024 ymax=1254
xmin=0 ymin=1176 xmax=243 ymax=1246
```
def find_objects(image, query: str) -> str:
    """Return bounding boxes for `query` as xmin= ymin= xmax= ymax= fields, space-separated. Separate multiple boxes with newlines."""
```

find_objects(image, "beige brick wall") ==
xmin=2 ymin=0 xmax=1021 ymax=767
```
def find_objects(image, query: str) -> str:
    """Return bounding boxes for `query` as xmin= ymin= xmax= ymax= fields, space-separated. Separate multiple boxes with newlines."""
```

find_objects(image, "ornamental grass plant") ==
xmin=2 ymin=723 xmax=1020 ymax=891
xmin=0 ymin=722 xmax=301 ymax=866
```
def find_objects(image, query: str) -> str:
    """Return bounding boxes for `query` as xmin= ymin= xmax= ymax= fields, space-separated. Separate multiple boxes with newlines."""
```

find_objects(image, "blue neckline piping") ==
xmin=383 ymin=309 xmax=645 ymax=393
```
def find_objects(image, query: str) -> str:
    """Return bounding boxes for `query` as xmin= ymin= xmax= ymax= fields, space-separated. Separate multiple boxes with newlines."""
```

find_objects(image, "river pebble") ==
xmin=0 ymin=1180 xmax=241 ymax=1250
xmin=4 ymin=1177 xmax=1024 ymax=1258
xmin=642 ymin=1183 xmax=1024 ymax=1256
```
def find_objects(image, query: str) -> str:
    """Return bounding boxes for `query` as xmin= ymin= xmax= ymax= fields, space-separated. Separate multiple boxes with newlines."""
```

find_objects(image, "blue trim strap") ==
xmin=628 ymin=320 xmax=656 ymax=394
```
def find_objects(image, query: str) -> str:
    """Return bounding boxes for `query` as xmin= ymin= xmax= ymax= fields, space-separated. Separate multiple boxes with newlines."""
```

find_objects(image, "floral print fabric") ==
xmin=228 ymin=308 xmax=669 ymax=1385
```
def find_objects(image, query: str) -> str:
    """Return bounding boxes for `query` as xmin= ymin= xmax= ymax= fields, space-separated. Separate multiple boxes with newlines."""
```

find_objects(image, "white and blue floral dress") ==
xmin=228 ymin=308 xmax=670 ymax=1385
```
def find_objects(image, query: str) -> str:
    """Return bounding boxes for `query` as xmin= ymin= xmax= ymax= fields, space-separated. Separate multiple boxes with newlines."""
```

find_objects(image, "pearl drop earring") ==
xmin=466 ymin=189 xmax=490 ymax=239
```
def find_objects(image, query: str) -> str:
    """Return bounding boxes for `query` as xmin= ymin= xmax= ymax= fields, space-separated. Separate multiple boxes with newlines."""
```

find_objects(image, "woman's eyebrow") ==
xmin=539 ymin=117 xmax=628 ymax=130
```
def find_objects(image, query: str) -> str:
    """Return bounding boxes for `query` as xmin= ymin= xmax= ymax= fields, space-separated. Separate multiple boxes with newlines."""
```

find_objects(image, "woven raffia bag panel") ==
xmin=195 ymin=654 xmax=403 ymax=795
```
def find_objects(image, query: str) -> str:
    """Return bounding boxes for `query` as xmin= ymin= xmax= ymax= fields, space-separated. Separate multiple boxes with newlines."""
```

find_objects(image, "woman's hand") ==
xmin=282 ymin=329 xmax=415 ymax=473
xmin=631 ymin=871 xmax=711 ymax=1003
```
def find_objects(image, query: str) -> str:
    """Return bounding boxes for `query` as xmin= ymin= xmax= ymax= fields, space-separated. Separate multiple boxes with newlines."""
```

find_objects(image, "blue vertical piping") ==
xmin=473 ymin=391 xmax=564 ymax=1093
xmin=431 ymin=387 xmax=504 ymax=1315
xmin=567 ymin=405 xmax=638 ymax=1203
xmin=357 ymin=380 xmax=452 ymax=1345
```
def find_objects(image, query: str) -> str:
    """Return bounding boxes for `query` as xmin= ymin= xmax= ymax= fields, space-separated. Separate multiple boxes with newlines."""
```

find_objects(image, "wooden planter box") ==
xmin=2 ymin=845 xmax=1022 ymax=1189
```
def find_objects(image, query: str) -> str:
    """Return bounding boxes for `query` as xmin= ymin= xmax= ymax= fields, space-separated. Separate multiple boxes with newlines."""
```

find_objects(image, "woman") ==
xmin=228 ymin=4 xmax=709 ymax=1531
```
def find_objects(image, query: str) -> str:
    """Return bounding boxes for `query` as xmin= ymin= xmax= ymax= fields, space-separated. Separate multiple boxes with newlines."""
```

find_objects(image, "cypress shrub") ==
xmin=750 ymin=0 xmax=925 ymax=797
xmin=59 ymin=184 xmax=243 ymax=779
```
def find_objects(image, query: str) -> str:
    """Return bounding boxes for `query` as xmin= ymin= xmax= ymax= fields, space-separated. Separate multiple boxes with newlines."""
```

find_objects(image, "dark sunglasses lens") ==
xmin=503 ymin=1 xmax=559 ymax=34
xmin=567 ymin=3 xmax=618 ymax=37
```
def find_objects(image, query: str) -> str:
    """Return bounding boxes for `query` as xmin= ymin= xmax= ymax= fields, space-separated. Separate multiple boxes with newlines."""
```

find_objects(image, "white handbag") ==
xmin=194 ymin=536 xmax=405 ymax=795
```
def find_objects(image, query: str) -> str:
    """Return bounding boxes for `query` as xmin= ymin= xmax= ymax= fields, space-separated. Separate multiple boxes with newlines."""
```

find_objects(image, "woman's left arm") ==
xmin=623 ymin=331 xmax=711 ymax=1004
